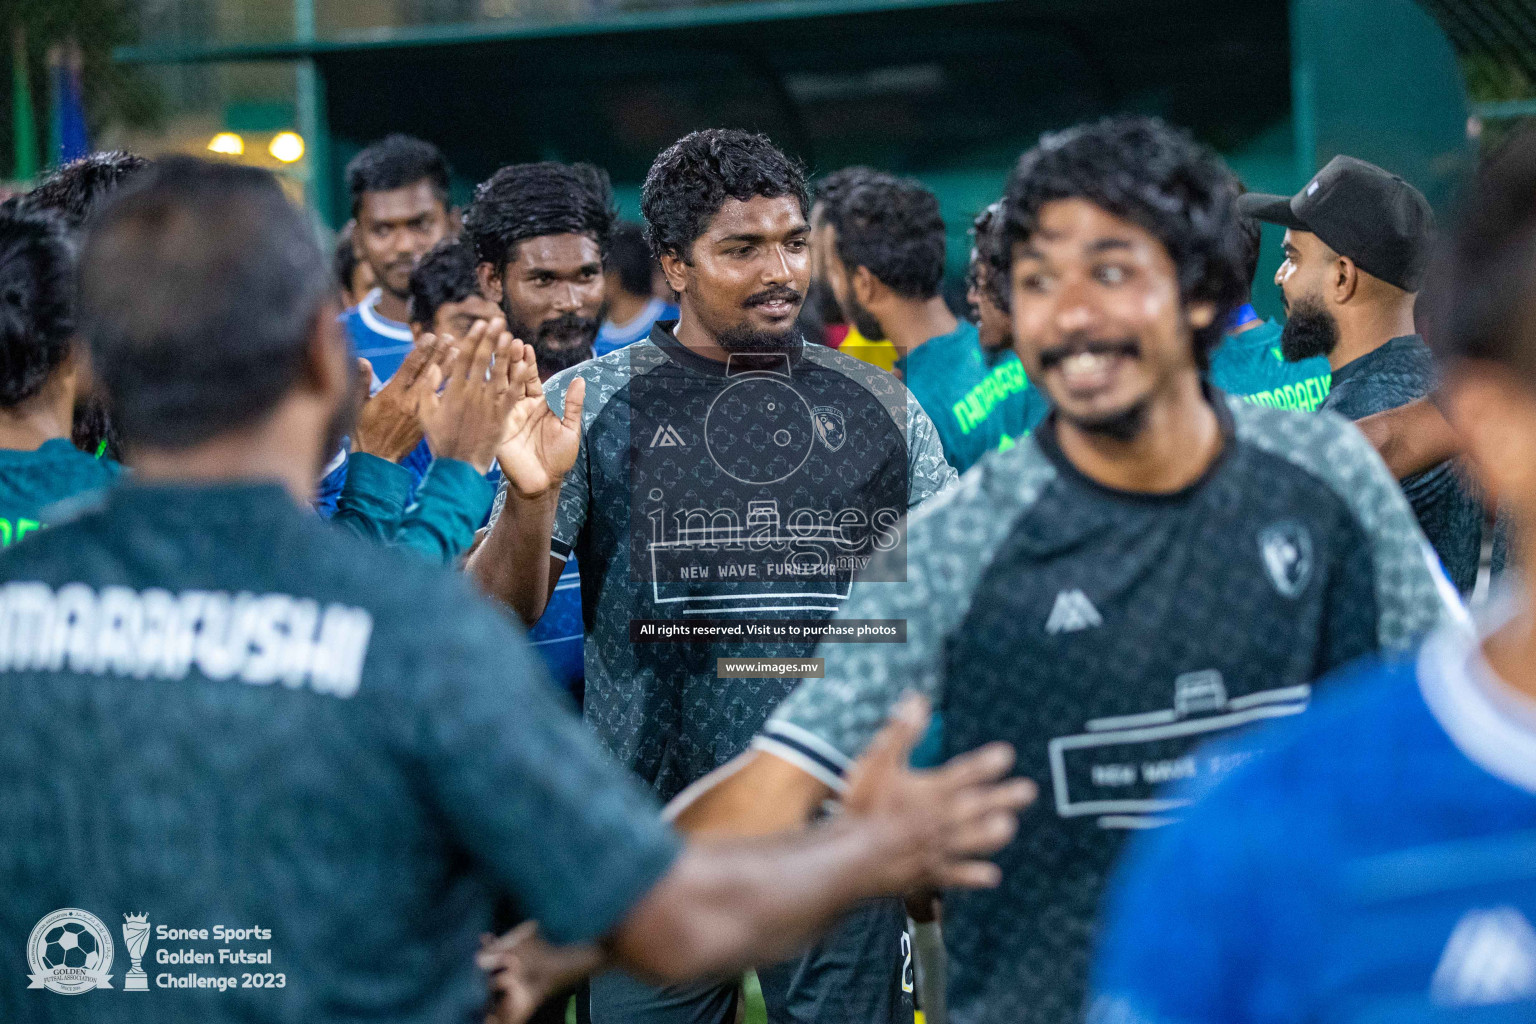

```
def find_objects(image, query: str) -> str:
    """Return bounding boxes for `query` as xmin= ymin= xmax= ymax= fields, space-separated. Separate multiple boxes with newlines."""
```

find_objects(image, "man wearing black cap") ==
xmin=1242 ymin=155 xmax=1485 ymax=593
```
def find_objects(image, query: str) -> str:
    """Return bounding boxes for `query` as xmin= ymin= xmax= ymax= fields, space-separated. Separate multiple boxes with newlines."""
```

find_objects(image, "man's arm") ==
xmin=467 ymin=342 xmax=585 ymax=623
xmin=1354 ymin=396 xmax=1462 ymax=479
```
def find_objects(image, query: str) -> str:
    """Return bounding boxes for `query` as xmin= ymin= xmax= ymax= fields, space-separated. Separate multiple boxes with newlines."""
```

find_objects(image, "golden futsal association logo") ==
xmin=27 ymin=908 xmax=115 ymax=994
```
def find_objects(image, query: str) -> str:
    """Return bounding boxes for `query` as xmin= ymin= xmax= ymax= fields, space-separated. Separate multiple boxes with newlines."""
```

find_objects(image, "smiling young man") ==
xmin=469 ymin=128 xmax=955 ymax=1024
xmin=1089 ymin=125 xmax=1536 ymax=1024
xmin=668 ymin=117 xmax=1458 ymax=1024
xmin=342 ymin=135 xmax=454 ymax=384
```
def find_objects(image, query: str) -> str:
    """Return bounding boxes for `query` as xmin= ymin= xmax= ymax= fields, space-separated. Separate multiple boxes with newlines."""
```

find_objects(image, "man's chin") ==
xmin=1055 ymin=398 xmax=1150 ymax=444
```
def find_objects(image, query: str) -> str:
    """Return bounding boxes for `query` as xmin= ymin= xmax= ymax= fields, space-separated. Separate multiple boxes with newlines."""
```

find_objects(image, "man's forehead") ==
xmin=509 ymin=232 xmax=602 ymax=269
xmin=1015 ymin=198 xmax=1159 ymax=255
xmin=357 ymin=179 xmax=445 ymax=222
xmin=704 ymin=195 xmax=809 ymax=239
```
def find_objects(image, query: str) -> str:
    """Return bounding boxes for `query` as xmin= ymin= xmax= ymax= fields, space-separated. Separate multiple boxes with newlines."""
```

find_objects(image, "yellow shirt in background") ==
xmin=835 ymin=326 xmax=899 ymax=373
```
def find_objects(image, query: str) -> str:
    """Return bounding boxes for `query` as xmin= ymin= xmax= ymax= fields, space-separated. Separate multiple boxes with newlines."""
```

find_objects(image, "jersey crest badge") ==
xmin=812 ymin=406 xmax=846 ymax=452
xmin=1259 ymin=521 xmax=1313 ymax=599
xmin=1045 ymin=589 xmax=1102 ymax=634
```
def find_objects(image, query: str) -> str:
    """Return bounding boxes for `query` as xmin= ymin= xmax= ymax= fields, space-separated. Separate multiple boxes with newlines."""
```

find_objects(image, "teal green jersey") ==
xmin=0 ymin=481 xmax=680 ymax=1023
xmin=0 ymin=438 xmax=121 ymax=548
xmin=1208 ymin=319 xmax=1331 ymax=412
xmin=896 ymin=321 xmax=1050 ymax=472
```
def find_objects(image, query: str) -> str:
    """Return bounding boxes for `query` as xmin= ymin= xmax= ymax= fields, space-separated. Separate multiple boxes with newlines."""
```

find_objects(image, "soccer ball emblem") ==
xmin=42 ymin=922 xmax=100 ymax=970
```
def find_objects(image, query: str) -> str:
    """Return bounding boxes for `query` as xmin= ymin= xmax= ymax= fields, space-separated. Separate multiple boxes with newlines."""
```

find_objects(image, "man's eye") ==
xmin=1017 ymin=273 xmax=1049 ymax=292
xmin=785 ymin=239 xmax=807 ymax=253
xmin=731 ymin=247 xmax=754 ymax=258
xmin=1094 ymin=265 xmax=1128 ymax=285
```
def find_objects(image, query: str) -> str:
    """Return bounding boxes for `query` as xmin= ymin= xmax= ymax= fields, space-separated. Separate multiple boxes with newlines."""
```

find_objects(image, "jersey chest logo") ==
xmin=1045 ymin=589 xmax=1102 ymax=634
xmin=1432 ymin=907 xmax=1536 ymax=1006
xmin=1258 ymin=521 xmax=1313 ymax=599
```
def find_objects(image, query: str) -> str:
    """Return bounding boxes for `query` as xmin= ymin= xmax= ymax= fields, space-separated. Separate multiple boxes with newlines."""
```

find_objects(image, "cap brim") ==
xmin=1237 ymin=192 xmax=1309 ymax=230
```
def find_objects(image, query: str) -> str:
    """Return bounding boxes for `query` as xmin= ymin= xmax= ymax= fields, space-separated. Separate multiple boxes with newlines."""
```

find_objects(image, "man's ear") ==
xmin=1187 ymin=302 xmax=1217 ymax=330
xmin=1333 ymin=255 xmax=1360 ymax=305
xmin=660 ymin=249 xmax=690 ymax=296
xmin=477 ymin=262 xmax=504 ymax=304
xmin=851 ymin=265 xmax=881 ymax=308
xmin=348 ymin=218 xmax=363 ymax=260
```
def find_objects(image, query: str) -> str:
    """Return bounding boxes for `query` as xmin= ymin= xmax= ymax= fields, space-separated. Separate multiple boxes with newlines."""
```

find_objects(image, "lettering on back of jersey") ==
xmin=1045 ymin=589 xmax=1102 ymax=634
xmin=0 ymin=581 xmax=372 ymax=698
xmin=1431 ymin=907 xmax=1536 ymax=1007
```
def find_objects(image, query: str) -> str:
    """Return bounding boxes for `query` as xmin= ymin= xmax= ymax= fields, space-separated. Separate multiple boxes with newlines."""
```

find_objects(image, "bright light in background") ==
xmin=269 ymin=132 xmax=305 ymax=163
xmin=207 ymin=132 xmax=244 ymax=156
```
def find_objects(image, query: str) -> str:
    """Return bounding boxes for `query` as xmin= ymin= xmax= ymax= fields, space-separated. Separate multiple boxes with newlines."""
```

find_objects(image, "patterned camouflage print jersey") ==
xmin=758 ymin=395 xmax=1460 ymax=1024
xmin=489 ymin=322 xmax=956 ymax=800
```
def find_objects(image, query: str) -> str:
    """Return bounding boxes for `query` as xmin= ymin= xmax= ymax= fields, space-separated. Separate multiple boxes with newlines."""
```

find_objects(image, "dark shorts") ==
xmin=589 ymin=899 xmax=911 ymax=1024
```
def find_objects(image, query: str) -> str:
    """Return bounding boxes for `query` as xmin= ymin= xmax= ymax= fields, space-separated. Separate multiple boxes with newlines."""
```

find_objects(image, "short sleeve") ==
xmin=407 ymin=595 xmax=680 ymax=943
xmin=905 ymin=393 xmax=958 ymax=509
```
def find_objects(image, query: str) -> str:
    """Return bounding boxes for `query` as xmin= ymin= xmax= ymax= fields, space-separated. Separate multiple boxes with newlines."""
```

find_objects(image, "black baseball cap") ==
xmin=1239 ymin=155 xmax=1434 ymax=292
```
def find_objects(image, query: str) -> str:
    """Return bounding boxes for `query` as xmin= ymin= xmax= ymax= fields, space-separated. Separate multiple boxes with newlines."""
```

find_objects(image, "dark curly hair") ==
xmin=813 ymin=165 xmax=880 ymax=212
xmin=1421 ymin=124 xmax=1536 ymax=381
xmin=999 ymin=116 xmax=1246 ymax=368
xmin=821 ymin=172 xmax=946 ymax=300
xmin=0 ymin=206 xmax=76 ymax=408
xmin=345 ymin=134 xmax=450 ymax=218
xmin=22 ymin=151 xmax=150 ymax=229
xmin=408 ymin=238 xmax=481 ymax=327
xmin=463 ymin=161 xmax=615 ymax=275
xmin=968 ymin=202 xmax=1008 ymax=312
xmin=641 ymin=129 xmax=808 ymax=262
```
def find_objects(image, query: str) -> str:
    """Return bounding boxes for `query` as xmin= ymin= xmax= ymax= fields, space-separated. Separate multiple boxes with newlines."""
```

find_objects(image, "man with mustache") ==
xmin=464 ymin=161 xmax=611 ymax=381
xmin=1245 ymin=155 xmax=1486 ymax=593
xmin=666 ymin=116 xmax=1459 ymax=1024
xmin=817 ymin=171 xmax=1045 ymax=472
xmin=469 ymin=128 xmax=956 ymax=1024
xmin=342 ymin=135 xmax=454 ymax=385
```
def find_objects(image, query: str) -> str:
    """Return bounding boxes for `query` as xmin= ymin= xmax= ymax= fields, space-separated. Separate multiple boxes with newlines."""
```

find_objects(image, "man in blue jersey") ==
xmin=341 ymin=135 xmax=454 ymax=384
xmin=597 ymin=221 xmax=678 ymax=357
xmin=1089 ymin=128 xmax=1536 ymax=1024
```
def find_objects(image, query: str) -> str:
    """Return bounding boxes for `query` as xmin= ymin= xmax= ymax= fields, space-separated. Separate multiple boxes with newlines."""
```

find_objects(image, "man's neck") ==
xmin=372 ymin=288 xmax=410 ymax=324
xmin=1329 ymin=303 xmax=1417 ymax=372
xmin=606 ymin=289 xmax=652 ymax=328
xmin=883 ymin=297 xmax=959 ymax=358
xmin=671 ymin=307 xmax=734 ymax=363
xmin=1054 ymin=375 xmax=1222 ymax=494
xmin=0 ymin=380 xmax=74 ymax=453
xmin=129 ymin=400 xmax=328 ymax=505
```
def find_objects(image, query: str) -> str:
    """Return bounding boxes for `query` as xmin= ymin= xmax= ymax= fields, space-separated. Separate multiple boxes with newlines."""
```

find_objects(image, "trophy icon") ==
xmin=121 ymin=914 xmax=150 ymax=991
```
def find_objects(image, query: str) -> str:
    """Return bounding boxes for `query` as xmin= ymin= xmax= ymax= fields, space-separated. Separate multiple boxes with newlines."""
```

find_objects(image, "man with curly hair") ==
xmin=463 ymin=160 xmax=613 ymax=378
xmin=670 ymin=116 xmax=1461 ymax=1024
xmin=469 ymin=128 xmax=956 ymax=1024
xmin=816 ymin=171 xmax=1046 ymax=471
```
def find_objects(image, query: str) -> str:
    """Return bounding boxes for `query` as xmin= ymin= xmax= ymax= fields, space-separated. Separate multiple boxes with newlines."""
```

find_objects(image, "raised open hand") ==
xmin=841 ymin=694 xmax=1035 ymax=894
xmin=495 ymin=337 xmax=586 ymax=498
xmin=420 ymin=319 xmax=519 ymax=475
xmin=350 ymin=340 xmax=452 ymax=463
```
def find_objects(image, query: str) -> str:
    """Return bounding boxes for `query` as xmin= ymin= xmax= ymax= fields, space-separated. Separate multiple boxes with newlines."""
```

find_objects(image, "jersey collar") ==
xmin=357 ymin=288 xmax=413 ymax=343
xmin=648 ymin=319 xmax=806 ymax=378
xmin=1419 ymin=591 xmax=1536 ymax=795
